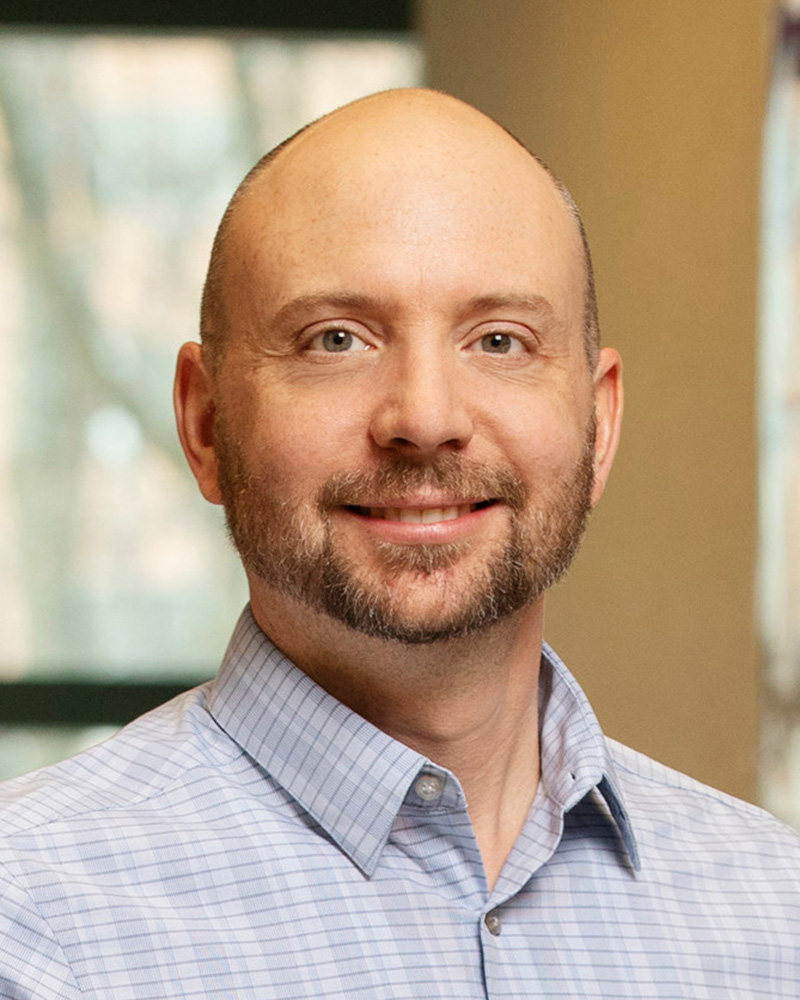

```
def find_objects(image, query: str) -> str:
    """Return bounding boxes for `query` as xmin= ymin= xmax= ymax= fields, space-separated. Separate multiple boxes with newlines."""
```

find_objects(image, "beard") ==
xmin=215 ymin=422 xmax=596 ymax=645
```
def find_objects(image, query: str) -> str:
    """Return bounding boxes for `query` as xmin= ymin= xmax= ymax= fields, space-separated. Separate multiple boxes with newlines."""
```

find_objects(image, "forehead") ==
xmin=225 ymin=103 xmax=585 ymax=330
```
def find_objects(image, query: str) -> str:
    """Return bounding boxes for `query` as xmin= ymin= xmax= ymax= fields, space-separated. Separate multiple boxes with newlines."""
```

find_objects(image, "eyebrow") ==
xmin=458 ymin=293 xmax=559 ymax=322
xmin=270 ymin=293 xmax=392 ymax=329
xmin=268 ymin=290 xmax=562 ymax=332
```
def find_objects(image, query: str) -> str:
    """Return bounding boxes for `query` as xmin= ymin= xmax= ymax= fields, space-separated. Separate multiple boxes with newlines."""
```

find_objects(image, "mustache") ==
xmin=317 ymin=455 xmax=528 ymax=512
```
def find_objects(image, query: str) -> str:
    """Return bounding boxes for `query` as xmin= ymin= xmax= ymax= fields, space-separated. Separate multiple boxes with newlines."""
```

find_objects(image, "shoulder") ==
xmin=0 ymin=684 xmax=239 ymax=840
xmin=0 ymin=685 xmax=245 ymax=995
xmin=607 ymin=737 xmax=800 ymax=874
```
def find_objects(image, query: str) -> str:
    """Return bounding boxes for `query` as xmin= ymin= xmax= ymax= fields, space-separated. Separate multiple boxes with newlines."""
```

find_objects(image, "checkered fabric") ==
xmin=0 ymin=606 xmax=798 ymax=998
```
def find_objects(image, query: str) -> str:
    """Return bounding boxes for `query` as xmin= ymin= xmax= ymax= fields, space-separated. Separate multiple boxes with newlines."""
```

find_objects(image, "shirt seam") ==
xmin=0 ymin=742 xmax=248 ymax=841
xmin=610 ymin=748 xmax=800 ymax=837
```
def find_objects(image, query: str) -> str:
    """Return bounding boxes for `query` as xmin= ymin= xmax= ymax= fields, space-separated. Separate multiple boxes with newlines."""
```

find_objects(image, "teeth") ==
xmin=421 ymin=507 xmax=460 ymax=523
xmin=367 ymin=505 xmax=475 ymax=523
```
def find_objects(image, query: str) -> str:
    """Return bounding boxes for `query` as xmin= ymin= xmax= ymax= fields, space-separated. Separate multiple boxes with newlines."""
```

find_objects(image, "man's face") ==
xmin=205 ymin=101 xmax=608 ymax=644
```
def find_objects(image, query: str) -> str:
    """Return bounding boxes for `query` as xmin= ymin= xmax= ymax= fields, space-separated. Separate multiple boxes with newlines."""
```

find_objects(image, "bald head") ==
xmin=200 ymin=89 xmax=599 ymax=372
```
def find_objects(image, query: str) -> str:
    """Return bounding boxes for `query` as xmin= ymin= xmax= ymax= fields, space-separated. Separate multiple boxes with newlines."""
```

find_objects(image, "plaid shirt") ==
xmin=1 ymin=606 xmax=798 ymax=998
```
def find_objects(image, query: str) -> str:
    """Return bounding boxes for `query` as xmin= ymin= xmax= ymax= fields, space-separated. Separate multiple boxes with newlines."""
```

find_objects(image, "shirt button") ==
xmin=414 ymin=774 xmax=444 ymax=802
xmin=484 ymin=910 xmax=502 ymax=936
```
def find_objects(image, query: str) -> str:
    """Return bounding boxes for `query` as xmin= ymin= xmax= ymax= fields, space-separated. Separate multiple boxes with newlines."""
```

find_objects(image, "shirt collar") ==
xmin=207 ymin=607 xmax=429 ymax=876
xmin=539 ymin=641 xmax=640 ymax=871
xmin=207 ymin=606 xmax=639 ymax=876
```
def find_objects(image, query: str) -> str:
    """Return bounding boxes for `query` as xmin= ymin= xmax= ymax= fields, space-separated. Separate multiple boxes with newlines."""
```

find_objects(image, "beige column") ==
xmin=419 ymin=0 xmax=774 ymax=802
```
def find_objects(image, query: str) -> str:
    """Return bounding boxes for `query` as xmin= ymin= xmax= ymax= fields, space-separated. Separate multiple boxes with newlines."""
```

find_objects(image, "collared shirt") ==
xmin=0 ymin=606 xmax=798 ymax=999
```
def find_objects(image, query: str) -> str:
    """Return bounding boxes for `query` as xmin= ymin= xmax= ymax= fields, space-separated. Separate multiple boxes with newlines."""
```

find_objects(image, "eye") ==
xmin=472 ymin=331 xmax=526 ymax=355
xmin=308 ymin=327 xmax=371 ymax=353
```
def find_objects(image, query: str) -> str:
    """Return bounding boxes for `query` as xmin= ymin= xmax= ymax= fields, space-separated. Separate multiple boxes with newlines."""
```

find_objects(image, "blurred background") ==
xmin=0 ymin=1 xmax=797 ymax=832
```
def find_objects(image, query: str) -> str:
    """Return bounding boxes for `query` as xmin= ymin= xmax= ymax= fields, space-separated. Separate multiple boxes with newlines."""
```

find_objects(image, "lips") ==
xmin=348 ymin=500 xmax=495 ymax=524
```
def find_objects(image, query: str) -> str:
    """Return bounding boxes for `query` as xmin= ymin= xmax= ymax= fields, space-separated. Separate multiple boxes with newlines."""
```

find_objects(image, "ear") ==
xmin=173 ymin=342 xmax=224 ymax=505
xmin=590 ymin=347 xmax=623 ymax=507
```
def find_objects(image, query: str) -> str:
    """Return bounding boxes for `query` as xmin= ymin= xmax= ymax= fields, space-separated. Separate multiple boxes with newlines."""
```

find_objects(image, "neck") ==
xmin=249 ymin=587 xmax=544 ymax=890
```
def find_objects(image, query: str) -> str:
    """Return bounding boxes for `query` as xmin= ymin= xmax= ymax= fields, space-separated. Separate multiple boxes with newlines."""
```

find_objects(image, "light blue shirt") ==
xmin=1 ymin=606 xmax=798 ymax=998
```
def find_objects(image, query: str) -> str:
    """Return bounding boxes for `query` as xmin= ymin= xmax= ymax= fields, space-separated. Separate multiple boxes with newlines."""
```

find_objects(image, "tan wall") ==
xmin=419 ymin=0 xmax=774 ymax=802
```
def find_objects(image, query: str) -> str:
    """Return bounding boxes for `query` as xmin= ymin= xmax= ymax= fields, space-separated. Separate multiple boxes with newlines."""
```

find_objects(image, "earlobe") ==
xmin=590 ymin=347 xmax=624 ymax=507
xmin=173 ymin=342 xmax=224 ymax=505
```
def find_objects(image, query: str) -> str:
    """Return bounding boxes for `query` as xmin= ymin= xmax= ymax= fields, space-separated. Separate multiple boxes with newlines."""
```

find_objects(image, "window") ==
xmin=0 ymin=25 xmax=421 ymax=779
xmin=759 ymin=9 xmax=800 ymax=829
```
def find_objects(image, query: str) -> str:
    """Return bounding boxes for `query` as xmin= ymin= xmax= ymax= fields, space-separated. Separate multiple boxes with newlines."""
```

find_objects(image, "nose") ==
xmin=368 ymin=345 xmax=474 ymax=456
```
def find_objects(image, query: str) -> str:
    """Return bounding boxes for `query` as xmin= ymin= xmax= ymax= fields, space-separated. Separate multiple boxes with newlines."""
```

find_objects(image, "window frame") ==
xmin=1 ymin=1 xmax=411 ymax=33
xmin=0 ymin=2 xmax=414 ymax=729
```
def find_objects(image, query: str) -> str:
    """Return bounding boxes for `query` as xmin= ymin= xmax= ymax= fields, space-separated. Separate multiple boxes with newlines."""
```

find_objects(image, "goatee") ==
xmin=215 ymin=424 xmax=596 ymax=644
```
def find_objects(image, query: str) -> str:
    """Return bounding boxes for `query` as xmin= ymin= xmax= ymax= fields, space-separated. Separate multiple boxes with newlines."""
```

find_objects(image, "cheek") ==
xmin=485 ymin=392 xmax=590 ymax=485
xmin=238 ymin=384 xmax=367 ymax=494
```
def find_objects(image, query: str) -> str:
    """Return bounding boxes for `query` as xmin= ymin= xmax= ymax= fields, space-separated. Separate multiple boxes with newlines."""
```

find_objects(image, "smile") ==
xmin=348 ymin=500 xmax=495 ymax=524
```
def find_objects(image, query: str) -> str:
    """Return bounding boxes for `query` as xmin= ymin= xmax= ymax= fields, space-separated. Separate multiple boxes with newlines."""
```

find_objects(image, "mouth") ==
xmin=346 ymin=499 xmax=497 ymax=524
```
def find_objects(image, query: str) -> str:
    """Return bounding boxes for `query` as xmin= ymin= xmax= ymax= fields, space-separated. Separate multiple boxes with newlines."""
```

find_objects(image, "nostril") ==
xmin=369 ymin=391 xmax=474 ymax=454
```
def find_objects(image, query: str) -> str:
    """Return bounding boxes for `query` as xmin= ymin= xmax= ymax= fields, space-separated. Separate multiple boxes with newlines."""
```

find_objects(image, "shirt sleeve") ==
xmin=0 ymin=865 xmax=82 ymax=1000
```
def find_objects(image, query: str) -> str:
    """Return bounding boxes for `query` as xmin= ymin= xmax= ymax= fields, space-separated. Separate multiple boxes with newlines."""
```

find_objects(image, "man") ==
xmin=0 ymin=89 xmax=797 ymax=998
